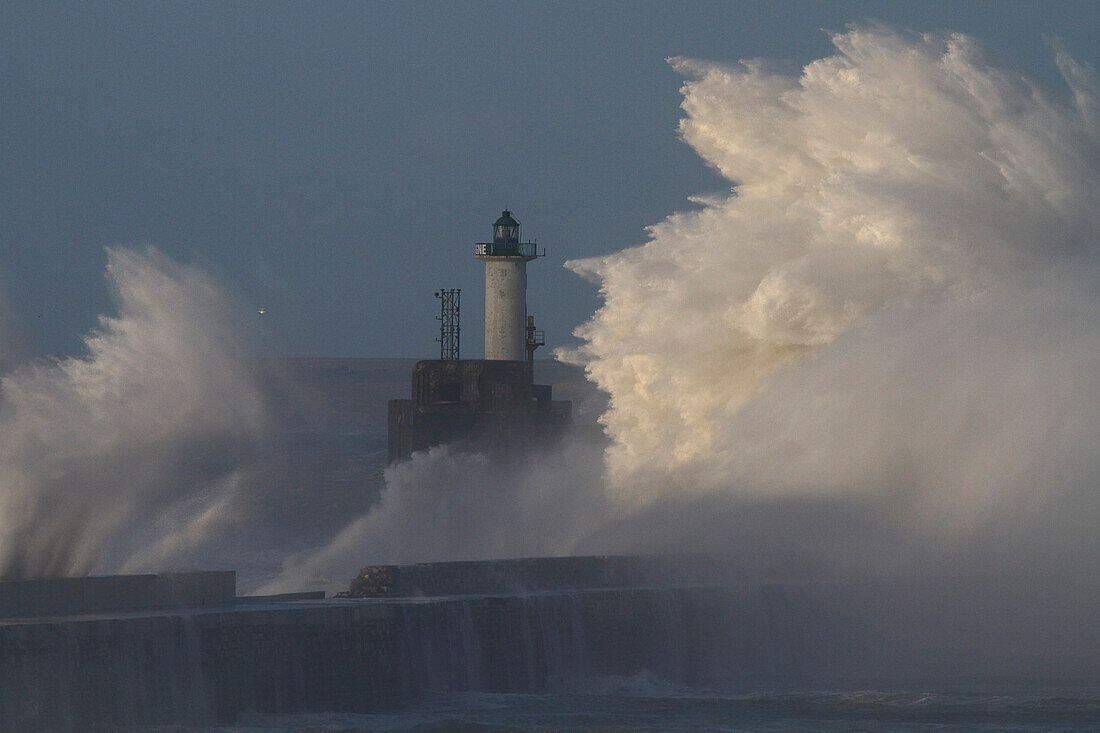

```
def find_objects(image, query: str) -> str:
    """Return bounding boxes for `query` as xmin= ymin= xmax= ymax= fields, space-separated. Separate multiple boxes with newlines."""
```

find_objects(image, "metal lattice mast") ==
xmin=434 ymin=288 xmax=460 ymax=360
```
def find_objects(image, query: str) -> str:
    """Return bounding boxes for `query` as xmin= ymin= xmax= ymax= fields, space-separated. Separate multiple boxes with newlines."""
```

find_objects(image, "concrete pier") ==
xmin=0 ymin=571 xmax=235 ymax=618
xmin=0 ymin=583 xmax=862 ymax=731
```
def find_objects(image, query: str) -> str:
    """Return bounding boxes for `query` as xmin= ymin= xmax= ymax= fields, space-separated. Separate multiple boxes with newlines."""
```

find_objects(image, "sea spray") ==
xmin=0 ymin=247 xmax=268 ymax=579
xmin=259 ymin=438 xmax=611 ymax=594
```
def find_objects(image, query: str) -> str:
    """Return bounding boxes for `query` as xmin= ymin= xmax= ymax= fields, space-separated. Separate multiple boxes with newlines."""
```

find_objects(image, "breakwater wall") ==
xmin=0 ymin=583 xmax=864 ymax=731
xmin=342 ymin=555 xmax=729 ymax=598
xmin=0 ymin=571 xmax=236 ymax=619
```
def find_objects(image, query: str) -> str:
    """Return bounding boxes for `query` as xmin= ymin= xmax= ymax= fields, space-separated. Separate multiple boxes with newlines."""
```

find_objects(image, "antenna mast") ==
xmin=434 ymin=288 xmax=460 ymax=360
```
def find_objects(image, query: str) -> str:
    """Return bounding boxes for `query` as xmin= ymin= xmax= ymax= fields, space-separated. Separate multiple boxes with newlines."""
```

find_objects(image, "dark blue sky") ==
xmin=2 ymin=1 xmax=1097 ymax=358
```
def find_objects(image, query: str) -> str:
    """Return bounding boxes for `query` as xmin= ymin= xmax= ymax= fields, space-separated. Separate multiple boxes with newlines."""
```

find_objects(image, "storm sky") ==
xmin=2 ymin=1 xmax=1098 ymax=359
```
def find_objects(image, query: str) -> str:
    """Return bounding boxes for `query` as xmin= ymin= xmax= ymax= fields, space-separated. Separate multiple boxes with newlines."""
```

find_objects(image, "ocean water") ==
xmin=118 ymin=675 xmax=1100 ymax=732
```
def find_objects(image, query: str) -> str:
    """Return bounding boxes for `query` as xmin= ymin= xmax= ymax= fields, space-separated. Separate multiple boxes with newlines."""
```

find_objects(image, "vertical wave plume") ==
xmin=562 ymin=26 xmax=1100 ymax=517
xmin=0 ymin=248 xmax=267 ymax=579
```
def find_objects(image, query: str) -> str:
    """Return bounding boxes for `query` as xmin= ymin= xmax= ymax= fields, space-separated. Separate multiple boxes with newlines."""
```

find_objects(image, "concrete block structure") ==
xmin=387 ymin=359 xmax=571 ymax=463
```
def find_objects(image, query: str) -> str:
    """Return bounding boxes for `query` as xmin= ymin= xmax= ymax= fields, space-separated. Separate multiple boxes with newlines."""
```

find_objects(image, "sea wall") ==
xmin=0 ymin=583 xmax=864 ymax=731
xmin=345 ymin=556 xmax=645 ymax=597
xmin=342 ymin=555 xmax=750 ymax=598
xmin=0 ymin=571 xmax=236 ymax=619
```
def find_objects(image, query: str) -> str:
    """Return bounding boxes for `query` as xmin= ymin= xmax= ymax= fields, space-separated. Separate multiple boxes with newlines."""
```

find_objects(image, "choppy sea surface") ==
xmin=119 ymin=675 xmax=1100 ymax=732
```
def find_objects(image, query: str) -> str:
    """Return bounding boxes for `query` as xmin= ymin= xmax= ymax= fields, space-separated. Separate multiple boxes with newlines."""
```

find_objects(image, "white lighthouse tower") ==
xmin=475 ymin=210 xmax=540 ymax=360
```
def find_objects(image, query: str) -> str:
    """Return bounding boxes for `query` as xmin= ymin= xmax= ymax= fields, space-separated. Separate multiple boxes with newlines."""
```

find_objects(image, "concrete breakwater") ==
xmin=0 ymin=582 xmax=862 ymax=731
xmin=0 ymin=571 xmax=236 ymax=619
xmin=340 ymin=555 xmax=735 ymax=598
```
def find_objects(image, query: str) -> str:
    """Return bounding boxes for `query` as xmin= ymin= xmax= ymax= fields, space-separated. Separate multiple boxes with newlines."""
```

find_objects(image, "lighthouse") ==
xmin=386 ymin=208 xmax=568 ymax=463
xmin=475 ymin=210 xmax=539 ymax=360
